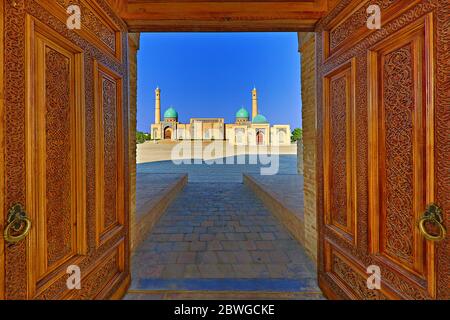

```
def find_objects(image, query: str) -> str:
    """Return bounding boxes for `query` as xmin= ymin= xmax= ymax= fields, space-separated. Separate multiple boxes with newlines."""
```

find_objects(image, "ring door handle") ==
xmin=418 ymin=203 xmax=446 ymax=242
xmin=3 ymin=204 xmax=32 ymax=244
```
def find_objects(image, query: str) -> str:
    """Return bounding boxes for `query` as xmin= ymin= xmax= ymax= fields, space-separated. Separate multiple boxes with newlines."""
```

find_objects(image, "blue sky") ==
xmin=136 ymin=32 xmax=302 ymax=132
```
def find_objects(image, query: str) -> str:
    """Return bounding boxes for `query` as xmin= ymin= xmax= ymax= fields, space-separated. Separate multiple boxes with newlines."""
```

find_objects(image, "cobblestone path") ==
xmin=128 ymin=182 xmax=321 ymax=297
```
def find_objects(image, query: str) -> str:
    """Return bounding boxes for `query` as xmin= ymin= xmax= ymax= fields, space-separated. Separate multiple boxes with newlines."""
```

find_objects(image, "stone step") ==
xmin=132 ymin=173 xmax=188 ymax=251
xmin=243 ymin=174 xmax=306 ymax=253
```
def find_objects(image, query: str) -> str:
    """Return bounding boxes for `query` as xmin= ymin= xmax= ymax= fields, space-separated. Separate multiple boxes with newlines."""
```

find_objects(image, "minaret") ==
xmin=155 ymin=87 xmax=161 ymax=124
xmin=252 ymin=87 xmax=258 ymax=120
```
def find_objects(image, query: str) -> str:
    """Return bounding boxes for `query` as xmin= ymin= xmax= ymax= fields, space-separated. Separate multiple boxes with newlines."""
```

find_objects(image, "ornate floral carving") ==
xmin=332 ymin=254 xmax=384 ymax=300
xmin=4 ymin=0 xmax=28 ymax=300
xmin=330 ymin=76 xmax=348 ymax=227
xmin=45 ymin=47 xmax=73 ymax=267
xmin=73 ymin=246 xmax=121 ymax=299
xmin=330 ymin=0 xmax=398 ymax=51
xmin=382 ymin=268 xmax=428 ymax=299
xmin=55 ymin=0 xmax=116 ymax=51
xmin=102 ymin=77 xmax=118 ymax=230
xmin=317 ymin=0 xmax=447 ymax=300
xmin=4 ymin=0 xmax=129 ymax=299
xmin=382 ymin=44 xmax=415 ymax=263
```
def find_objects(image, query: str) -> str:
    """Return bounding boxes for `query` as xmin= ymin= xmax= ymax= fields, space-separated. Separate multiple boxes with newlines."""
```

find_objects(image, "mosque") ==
xmin=150 ymin=87 xmax=291 ymax=146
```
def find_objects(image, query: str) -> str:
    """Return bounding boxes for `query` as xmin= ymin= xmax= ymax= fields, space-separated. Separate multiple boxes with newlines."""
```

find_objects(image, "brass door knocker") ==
xmin=4 ymin=204 xmax=32 ymax=244
xmin=418 ymin=203 xmax=446 ymax=242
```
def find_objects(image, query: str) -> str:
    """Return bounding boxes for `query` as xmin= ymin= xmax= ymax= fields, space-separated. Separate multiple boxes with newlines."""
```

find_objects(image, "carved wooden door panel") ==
xmin=1 ymin=0 xmax=130 ymax=299
xmin=316 ymin=0 xmax=449 ymax=300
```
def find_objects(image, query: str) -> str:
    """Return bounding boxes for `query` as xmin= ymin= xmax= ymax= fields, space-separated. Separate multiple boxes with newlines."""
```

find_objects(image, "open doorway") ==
xmin=128 ymin=32 xmax=316 ymax=299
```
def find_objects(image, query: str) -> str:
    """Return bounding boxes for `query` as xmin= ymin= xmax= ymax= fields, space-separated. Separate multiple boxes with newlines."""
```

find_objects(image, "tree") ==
xmin=291 ymin=128 xmax=303 ymax=143
xmin=136 ymin=131 xmax=151 ymax=144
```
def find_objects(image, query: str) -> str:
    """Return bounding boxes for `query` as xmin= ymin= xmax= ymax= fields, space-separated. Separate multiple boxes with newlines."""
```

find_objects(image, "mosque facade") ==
xmin=150 ymin=87 xmax=291 ymax=146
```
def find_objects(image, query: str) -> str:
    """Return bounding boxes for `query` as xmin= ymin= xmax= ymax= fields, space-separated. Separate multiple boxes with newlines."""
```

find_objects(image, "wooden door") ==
xmin=316 ymin=0 xmax=449 ymax=300
xmin=164 ymin=127 xmax=172 ymax=140
xmin=256 ymin=131 xmax=264 ymax=145
xmin=1 ymin=0 xmax=130 ymax=299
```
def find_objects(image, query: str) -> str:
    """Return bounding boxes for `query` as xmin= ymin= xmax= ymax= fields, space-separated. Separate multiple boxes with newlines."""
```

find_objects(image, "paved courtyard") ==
xmin=126 ymin=154 xmax=322 ymax=299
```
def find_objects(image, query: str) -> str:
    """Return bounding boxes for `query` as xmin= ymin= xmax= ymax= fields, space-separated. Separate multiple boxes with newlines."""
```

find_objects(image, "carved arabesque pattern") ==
xmin=4 ymin=0 xmax=129 ymax=299
xmin=332 ymin=254 xmax=383 ymax=300
xmin=330 ymin=76 xmax=348 ymax=227
xmin=55 ymin=0 xmax=116 ymax=51
xmin=316 ymin=0 xmax=447 ymax=300
xmin=71 ymin=244 xmax=122 ymax=300
xmin=382 ymin=44 xmax=415 ymax=263
xmin=45 ymin=47 xmax=73 ymax=267
xmin=4 ymin=0 xmax=28 ymax=300
xmin=330 ymin=0 xmax=398 ymax=50
xmin=102 ymin=77 xmax=118 ymax=230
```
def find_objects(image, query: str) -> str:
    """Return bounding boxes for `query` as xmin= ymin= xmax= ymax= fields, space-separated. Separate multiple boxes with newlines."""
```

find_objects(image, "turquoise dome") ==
xmin=252 ymin=114 xmax=268 ymax=124
xmin=235 ymin=107 xmax=249 ymax=119
xmin=164 ymin=107 xmax=178 ymax=119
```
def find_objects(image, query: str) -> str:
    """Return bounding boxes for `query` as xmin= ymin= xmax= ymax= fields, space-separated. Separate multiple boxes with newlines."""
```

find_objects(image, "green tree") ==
xmin=291 ymin=128 xmax=303 ymax=143
xmin=136 ymin=131 xmax=151 ymax=144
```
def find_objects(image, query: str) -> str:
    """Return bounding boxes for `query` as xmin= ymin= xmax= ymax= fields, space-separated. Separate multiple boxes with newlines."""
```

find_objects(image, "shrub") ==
xmin=136 ymin=131 xmax=151 ymax=144
xmin=291 ymin=128 xmax=303 ymax=143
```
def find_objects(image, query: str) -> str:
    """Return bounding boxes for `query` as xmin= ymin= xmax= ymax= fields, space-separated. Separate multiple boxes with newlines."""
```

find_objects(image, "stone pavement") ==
xmin=124 ymin=291 xmax=325 ymax=300
xmin=137 ymin=155 xmax=298 ymax=183
xmin=244 ymin=174 xmax=306 ymax=252
xmin=128 ymin=182 xmax=321 ymax=298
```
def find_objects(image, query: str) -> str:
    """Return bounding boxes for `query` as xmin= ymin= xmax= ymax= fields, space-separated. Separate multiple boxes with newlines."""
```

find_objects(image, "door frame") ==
xmin=2 ymin=0 xmax=448 ymax=300
xmin=164 ymin=126 xmax=172 ymax=140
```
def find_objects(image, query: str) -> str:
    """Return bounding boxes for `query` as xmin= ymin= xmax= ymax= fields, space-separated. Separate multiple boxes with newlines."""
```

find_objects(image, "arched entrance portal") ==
xmin=164 ymin=127 xmax=172 ymax=140
xmin=256 ymin=131 xmax=264 ymax=145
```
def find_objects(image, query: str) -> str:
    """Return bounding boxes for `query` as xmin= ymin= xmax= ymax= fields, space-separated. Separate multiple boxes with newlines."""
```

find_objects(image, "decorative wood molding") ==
xmin=316 ymin=0 xmax=447 ymax=300
xmin=94 ymin=60 xmax=125 ymax=248
xmin=3 ymin=0 xmax=130 ymax=300
xmin=322 ymin=58 xmax=357 ymax=246
xmin=324 ymin=239 xmax=397 ymax=299
xmin=324 ymin=0 xmax=421 ymax=60
xmin=113 ymin=0 xmax=333 ymax=31
xmin=368 ymin=13 xmax=436 ymax=298
xmin=35 ymin=0 xmax=123 ymax=61
xmin=24 ymin=15 xmax=87 ymax=298
xmin=63 ymin=237 xmax=126 ymax=299
xmin=109 ymin=274 xmax=130 ymax=300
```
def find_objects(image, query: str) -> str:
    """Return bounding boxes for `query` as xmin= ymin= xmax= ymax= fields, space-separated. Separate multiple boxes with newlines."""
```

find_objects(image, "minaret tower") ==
xmin=155 ymin=87 xmax=161 ymax=124
xmin=252 ymin=87 xmax=258 ymax=120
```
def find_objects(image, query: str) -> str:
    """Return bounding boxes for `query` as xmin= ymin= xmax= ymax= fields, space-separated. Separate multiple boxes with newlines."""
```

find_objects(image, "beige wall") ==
xmin=298 ymin=32 xmax=317 ymax=263
xmin=271 ymin=125 xmax=291 ymax=146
